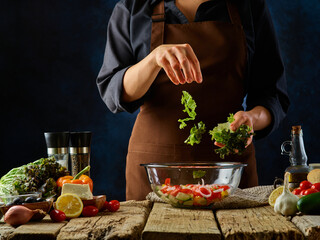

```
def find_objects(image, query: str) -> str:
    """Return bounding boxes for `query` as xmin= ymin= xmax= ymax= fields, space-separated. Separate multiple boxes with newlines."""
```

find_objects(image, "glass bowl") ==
xmin=141 ymin=162 xmax=247 ymax=208
xmin=0 ymin=192 xmax=42 ymax=205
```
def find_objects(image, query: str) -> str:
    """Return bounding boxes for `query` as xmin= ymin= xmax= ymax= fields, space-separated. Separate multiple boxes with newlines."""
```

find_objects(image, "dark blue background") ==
xmin=1 ymin=0 xmax=319 ymax=201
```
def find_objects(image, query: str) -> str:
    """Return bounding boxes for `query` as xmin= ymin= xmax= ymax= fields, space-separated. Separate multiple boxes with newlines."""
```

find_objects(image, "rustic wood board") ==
xmin=292 ymin=215 xmax=320 ymax=240
xmin=216 ymin=205 xmax=304 ymax=240
xmin=0 ymin=215 xmax=66 ymax=240
xmin=57 ymin=200 xmax=152 ymax=240
xmin=0 ymin=221 xmax=15 ymax=240
xmin=142 ymin=202 xmax=221 ymax=240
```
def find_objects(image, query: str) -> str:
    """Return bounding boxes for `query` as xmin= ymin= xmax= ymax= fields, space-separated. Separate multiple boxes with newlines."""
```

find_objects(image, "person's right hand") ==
xmin=153 ymin=44 xmax=203 ymax=85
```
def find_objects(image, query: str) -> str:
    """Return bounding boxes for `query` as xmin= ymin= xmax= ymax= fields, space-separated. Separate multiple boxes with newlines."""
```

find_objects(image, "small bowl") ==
xmin=141 ymin=162 xmax=247 ymax=209
xmin=0 ymin=192 xmax=42 ymax=205
xmin=82 ymin=195 xmax=106 ymax=211
xmin=0 ymin=198 xmax=54 ymax=221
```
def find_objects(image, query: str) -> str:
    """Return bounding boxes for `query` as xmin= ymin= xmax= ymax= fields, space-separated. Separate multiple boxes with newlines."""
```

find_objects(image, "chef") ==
xmin=97 ymin=0 xmax=290 ymax=200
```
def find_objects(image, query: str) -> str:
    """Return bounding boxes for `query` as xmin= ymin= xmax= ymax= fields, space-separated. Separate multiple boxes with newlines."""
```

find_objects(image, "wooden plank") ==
xmin=0 ymin=222 xmax=15 ymax=240
xmin=216 ymin=205 xmax=304 ymax=240
xmin=142 ymin=202 xmax=221 ymax=240
xmin=292 ymin=215 xmax=320 ymax=240
xmin=0 ymin=215 xmax=66 ymax=240
xmin=57 ymin=200 xmax=152 ymax=240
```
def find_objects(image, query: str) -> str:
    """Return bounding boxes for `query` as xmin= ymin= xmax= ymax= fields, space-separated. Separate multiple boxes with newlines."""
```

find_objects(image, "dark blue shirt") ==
xmin=97 ymin=0 xmax=290 ymax=139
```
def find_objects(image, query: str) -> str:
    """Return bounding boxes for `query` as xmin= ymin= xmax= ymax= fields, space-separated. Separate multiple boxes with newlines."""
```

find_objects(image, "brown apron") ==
xmin=126 ymin=0 xmax=258 ymax=200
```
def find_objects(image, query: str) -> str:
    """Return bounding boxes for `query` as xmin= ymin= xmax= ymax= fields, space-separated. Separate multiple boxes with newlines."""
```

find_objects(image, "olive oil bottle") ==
xmin=281 ymin=125 xmax=309 ymax=189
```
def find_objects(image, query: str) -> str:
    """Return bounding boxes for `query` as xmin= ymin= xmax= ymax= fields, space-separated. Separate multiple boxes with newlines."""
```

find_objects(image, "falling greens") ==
xmin=178 ymin=91 xmax=253 ymax=159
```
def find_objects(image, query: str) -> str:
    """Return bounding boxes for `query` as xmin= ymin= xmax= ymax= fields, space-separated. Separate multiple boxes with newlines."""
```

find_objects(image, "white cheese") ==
xmin=61 ymin=183 xmax=93 ymax=200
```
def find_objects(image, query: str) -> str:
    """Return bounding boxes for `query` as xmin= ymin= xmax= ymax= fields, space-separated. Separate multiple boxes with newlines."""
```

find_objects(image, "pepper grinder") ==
xmin=44 ymin=132 xmax=70 ymax=169
xmin=69 ymin=131 xmax=92 ymax=177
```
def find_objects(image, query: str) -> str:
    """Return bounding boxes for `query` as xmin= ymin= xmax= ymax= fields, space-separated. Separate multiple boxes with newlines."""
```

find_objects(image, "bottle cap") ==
xmin=69 ymin=131 xmax=92 ymax=147
xmin=292 ymin=125 xmax=301 ymax=134
xmin=44 ymin=132 xmax=70 ymax=148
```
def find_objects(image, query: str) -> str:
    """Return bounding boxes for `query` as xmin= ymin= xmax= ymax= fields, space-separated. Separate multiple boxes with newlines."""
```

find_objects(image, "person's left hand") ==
xmin=229 ymin=111 xmax=254 ymax=147
xmin=214 ymin=110 xmax=254 ymax=148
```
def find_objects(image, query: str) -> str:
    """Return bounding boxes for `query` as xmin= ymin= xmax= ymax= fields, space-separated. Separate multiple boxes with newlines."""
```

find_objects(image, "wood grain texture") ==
xmin=216 ymin=205 xmax=304 ymax=240
xmin=0 ymin=222 xmax=15 ymax=240
xmin=0 ymin=215 xmax=66 ymax=240
xmin=142 ymin=202 xmax=221 ymax=240
xmin=57 ymin=200 xmax=152 ymax=240
xmin=292 ymin=215 xmax=320 ymax=240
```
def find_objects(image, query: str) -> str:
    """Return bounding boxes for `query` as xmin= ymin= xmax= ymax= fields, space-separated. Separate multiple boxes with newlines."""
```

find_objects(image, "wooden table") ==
xmin=1 ymin=200 xmax=319 ymax=240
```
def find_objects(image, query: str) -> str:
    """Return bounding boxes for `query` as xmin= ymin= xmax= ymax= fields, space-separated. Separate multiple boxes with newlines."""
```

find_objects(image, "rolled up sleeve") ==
xmin=246 ymin=0 xmax=290 ymax=139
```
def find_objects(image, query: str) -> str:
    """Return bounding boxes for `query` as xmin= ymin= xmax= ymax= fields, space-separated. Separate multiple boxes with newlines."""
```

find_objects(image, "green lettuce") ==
xmin=178 ymin=91 xmax=197 ymax=129
xmin=209 ymin=114 xmax=253 ymax=159
xmin=184 ymin=121 xmax=206 ymax=146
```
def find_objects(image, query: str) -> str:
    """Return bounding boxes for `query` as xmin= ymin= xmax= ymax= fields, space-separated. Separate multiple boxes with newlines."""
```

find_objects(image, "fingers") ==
xmin=155 ymin=44 xmax=202 ymax=85
xmin=230 ymin=111 xmax=253 ymax=131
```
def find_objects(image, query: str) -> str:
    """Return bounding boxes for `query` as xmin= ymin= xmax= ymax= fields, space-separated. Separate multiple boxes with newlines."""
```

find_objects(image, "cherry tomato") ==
xmin=50 ymin=209 xmax=66 ymax=222
xmin=292 ymin=188 xmax=302 ymax=195
xmin=304 ymin=188 xmax=319 ymax=195
xmin=311 ymin=182 xmax=320 ymax=192
xmin=82 ymin=206 xmax=99 ymax=217
xmin=101 ymin=201 xmax=109 ymax=211
xmin=300 ymin=180 xmax=312 ymax=190
xmin=107 ymin=200 xmax=120 ymax=212
xmin=164 ymin=178 xmax=171 ymax=186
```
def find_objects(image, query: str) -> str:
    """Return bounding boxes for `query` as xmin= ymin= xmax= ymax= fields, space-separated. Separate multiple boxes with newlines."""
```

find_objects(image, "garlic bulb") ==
xmin=274 ymin=172 xmax=299 ymax=216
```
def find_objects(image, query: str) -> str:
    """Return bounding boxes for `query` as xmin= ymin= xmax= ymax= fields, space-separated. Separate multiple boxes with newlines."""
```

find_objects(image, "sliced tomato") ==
xmin=160 ymin=186 xmax=169 ymax=194
xmin=170 ymin=186 xmax=182 ymax=197
xmin=219 ymin=185 xmax=230 ymax=191
xmin=164 ymin=178 xmax=171 ymax=186
xmin=199 ymin=186 xmax=212 ymax=197
xmin=180 ymin=188 xmax=193 ymax=195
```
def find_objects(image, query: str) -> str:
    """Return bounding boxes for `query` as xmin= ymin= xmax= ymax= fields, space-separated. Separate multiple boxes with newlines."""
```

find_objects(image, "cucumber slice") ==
xmin=168 ymin=194 xmax=179 ymax=204
xmin=176 ymin=192 xmax=192 ymax=201
xmin=183 ymin=200 xmax=194 ymax=206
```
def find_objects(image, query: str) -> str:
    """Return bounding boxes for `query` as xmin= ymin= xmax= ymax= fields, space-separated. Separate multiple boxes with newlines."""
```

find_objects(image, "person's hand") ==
xmin=230 ymin=111 xmax=254 ymax=147
xmin=154 ymin=44 xmax=203 ymax=85
xmin=214 ymin=111 xmax=254 ymax=149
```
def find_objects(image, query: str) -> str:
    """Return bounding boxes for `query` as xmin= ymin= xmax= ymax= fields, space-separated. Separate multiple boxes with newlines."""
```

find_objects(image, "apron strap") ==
xmin=226 ymin=0 xmax=243 ymax=26
xmin=150 ymin=0 xmax=165 ymax=51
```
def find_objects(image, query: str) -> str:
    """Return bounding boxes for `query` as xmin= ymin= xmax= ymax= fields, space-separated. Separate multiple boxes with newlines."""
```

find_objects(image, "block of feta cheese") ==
xmin=61 ymin=183 xmax=93 ymax=200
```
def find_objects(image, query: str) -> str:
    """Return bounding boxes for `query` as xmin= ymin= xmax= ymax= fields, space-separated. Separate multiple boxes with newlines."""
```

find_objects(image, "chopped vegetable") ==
xmin=156 ymin=179 xmax=230 ymax=208
xmin=178 ymin=91 xmax=197 ymax=129
xmin=0 ymin=157 xmax=67 ymax=198
xmin=192 ymin=170 xmax=206 ymax=179
xmin=184 ymin=121 xmax=206 ymax=146
xmin=209 ymin=114 xmax=253 ymax=159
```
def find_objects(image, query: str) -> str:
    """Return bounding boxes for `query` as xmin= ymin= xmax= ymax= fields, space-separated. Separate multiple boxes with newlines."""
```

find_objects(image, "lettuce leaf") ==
xmin=184 ymin=121 xmax=206 ymax=146
xmin=178 ymin=91 xmax=197 ymax=129
xmin=209 ymin=114 xmax=253 ymax=159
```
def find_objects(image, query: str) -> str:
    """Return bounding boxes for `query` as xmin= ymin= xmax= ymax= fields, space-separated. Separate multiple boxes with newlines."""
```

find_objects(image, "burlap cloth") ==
xmin=146 ymin=185 xmax=274 ymax=209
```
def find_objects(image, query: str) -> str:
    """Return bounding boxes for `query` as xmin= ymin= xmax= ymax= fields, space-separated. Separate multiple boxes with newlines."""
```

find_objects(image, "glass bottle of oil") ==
xmin=281 ymin=125 xmax=309 ymax=189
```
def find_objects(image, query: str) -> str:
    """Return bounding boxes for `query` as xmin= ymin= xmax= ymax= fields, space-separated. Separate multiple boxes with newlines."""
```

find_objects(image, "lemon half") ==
xmin=268 ymin=186 xmax=284 ymax=207
xmin=55 ymin=193 xmax=83 ymax=218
